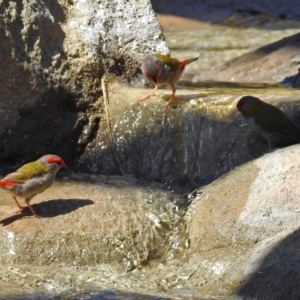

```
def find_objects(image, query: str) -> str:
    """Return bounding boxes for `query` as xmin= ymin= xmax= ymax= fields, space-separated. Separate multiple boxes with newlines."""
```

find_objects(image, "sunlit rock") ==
xmin=185 ymin=143 xmax=300 ymax=298
xmin=0 ymin=174 xmax=179 ymax=271
xmin=194 ymin=32 xmax=300 ymax=86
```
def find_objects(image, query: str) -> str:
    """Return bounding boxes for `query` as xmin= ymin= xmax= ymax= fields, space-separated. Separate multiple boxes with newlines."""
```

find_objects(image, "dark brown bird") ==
xmin=237 ymin=95 xmax=300 ymax=148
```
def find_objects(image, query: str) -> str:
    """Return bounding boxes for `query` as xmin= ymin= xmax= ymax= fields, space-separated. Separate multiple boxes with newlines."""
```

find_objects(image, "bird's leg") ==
xmin=164 ymin=85 xmax=176 ymax=113
xmin=161 ymin=86 xmax=177 ymax=125
xmin=161 ymin=96 xmax=175 ymax=126
xmin=164 ymin=96 xmax=174 ymax=113
xmin=25 ymin=198 xmax=41 ymax=218
xmin=12 ymin=196 xmax=26 ymax=213
xmin=137 ymin=85 xmax=158 ymax=103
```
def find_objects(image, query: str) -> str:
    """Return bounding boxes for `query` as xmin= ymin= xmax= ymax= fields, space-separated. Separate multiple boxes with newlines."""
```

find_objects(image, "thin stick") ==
xmin=101 ymin=78 xmax=124 ymax=175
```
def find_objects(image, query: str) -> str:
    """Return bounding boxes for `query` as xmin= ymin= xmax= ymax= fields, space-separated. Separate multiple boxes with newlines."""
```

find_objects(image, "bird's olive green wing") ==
xmin=155 ymin=54 xmax=181 ymax=70
xmin=4 ymin=161 xmax=50 ymax=183
xmin=2 ymin=172 xmax=27 ymax=183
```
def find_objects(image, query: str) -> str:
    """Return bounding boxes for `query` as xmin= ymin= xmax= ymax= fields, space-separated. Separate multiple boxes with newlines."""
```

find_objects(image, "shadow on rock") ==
xmin=0 ymin=199 xmax=94 ymax=226
xmin=237 ymin=230 xmax=300 ymax=299
xmin=0 ymin=86 xmax=83 ymax=166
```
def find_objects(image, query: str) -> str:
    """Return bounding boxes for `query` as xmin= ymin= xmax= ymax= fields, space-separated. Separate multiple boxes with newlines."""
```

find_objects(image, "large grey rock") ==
xmin=0 ymin=0 xmax=168 ymax=165
xmin=184 ymin=143 xmax=300 ymax=298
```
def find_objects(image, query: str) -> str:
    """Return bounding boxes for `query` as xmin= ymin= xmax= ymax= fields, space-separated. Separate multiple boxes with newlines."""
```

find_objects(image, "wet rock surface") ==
xmin=1 ymin=85 xmax=300 ymax=298
xmin=2 ymin=140 xmax=300 ymax=299
xmin=1 ymin=1 xmax=300 ymax=299
xmin=78 ymin=78 xmax=300 ymax=188
xmin=0 ymin=174 xmax=181 ymax=270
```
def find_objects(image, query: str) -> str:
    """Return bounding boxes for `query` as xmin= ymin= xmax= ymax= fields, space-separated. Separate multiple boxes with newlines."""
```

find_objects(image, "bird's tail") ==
xmin=180 ymin=57 xmax=199 ymax=70
xmin=0 ymin=181 xmax=16 ymax=188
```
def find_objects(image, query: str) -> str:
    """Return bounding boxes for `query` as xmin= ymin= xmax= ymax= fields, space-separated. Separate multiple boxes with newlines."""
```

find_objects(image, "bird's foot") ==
xmin=164 ymin=103 xmax=171 ymax=113
xmin=14 ymin=207 xmax=41 ymax=218
xmin=14 ymin=207 xmax=25 ymax=214
xmin=136 ymin=96 xmax=150 ymax=104
xmin=164 ymin=95 xmax=176 ymax=112
xmin=26 ymin=203 xmax=41 ymax=219
xmin=137 ymin=87 xmax=157 ymax=104
xmin=163 ymin=99 xmax=173 ymax=115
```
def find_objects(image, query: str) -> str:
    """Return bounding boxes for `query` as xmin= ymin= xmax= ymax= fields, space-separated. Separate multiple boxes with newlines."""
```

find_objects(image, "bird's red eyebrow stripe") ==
xmin=46 ymin=157 xmax=67 ymax=167
xmin=46 ymin=157 xmax=61 ymax=164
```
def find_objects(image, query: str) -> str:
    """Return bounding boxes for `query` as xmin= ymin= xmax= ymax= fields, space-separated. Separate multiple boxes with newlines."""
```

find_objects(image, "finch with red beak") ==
xmin=0 ymin=154 xmax=67 ymax=218
xmin=137 ymin=54 xmax=198 ymax=111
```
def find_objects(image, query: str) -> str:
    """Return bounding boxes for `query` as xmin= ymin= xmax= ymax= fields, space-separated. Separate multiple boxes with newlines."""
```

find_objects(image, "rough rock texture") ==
xmin=0 ymin=0 xmax=168 ymax=166
xmin=185 ymin=143 xmax=300 ymax=298
xmin=67 ymin=0 xmax=168 ymax=76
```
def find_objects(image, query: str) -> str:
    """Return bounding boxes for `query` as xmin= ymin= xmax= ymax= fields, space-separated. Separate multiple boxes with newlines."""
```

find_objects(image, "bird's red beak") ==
xmin=60 ymin=160 xmax=67 ymax=168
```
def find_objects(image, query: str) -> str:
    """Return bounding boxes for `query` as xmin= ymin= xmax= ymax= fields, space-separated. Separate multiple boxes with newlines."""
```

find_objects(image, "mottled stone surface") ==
xmin=0 ymin=0 xmax=168 ymax=166
xmin=0 ymin=174 xmax=178 ymax=271
xmin=1 ymin=142 xmax=300 ymax=299
xmin=185 ymin=143 xmax=300 ymax=298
